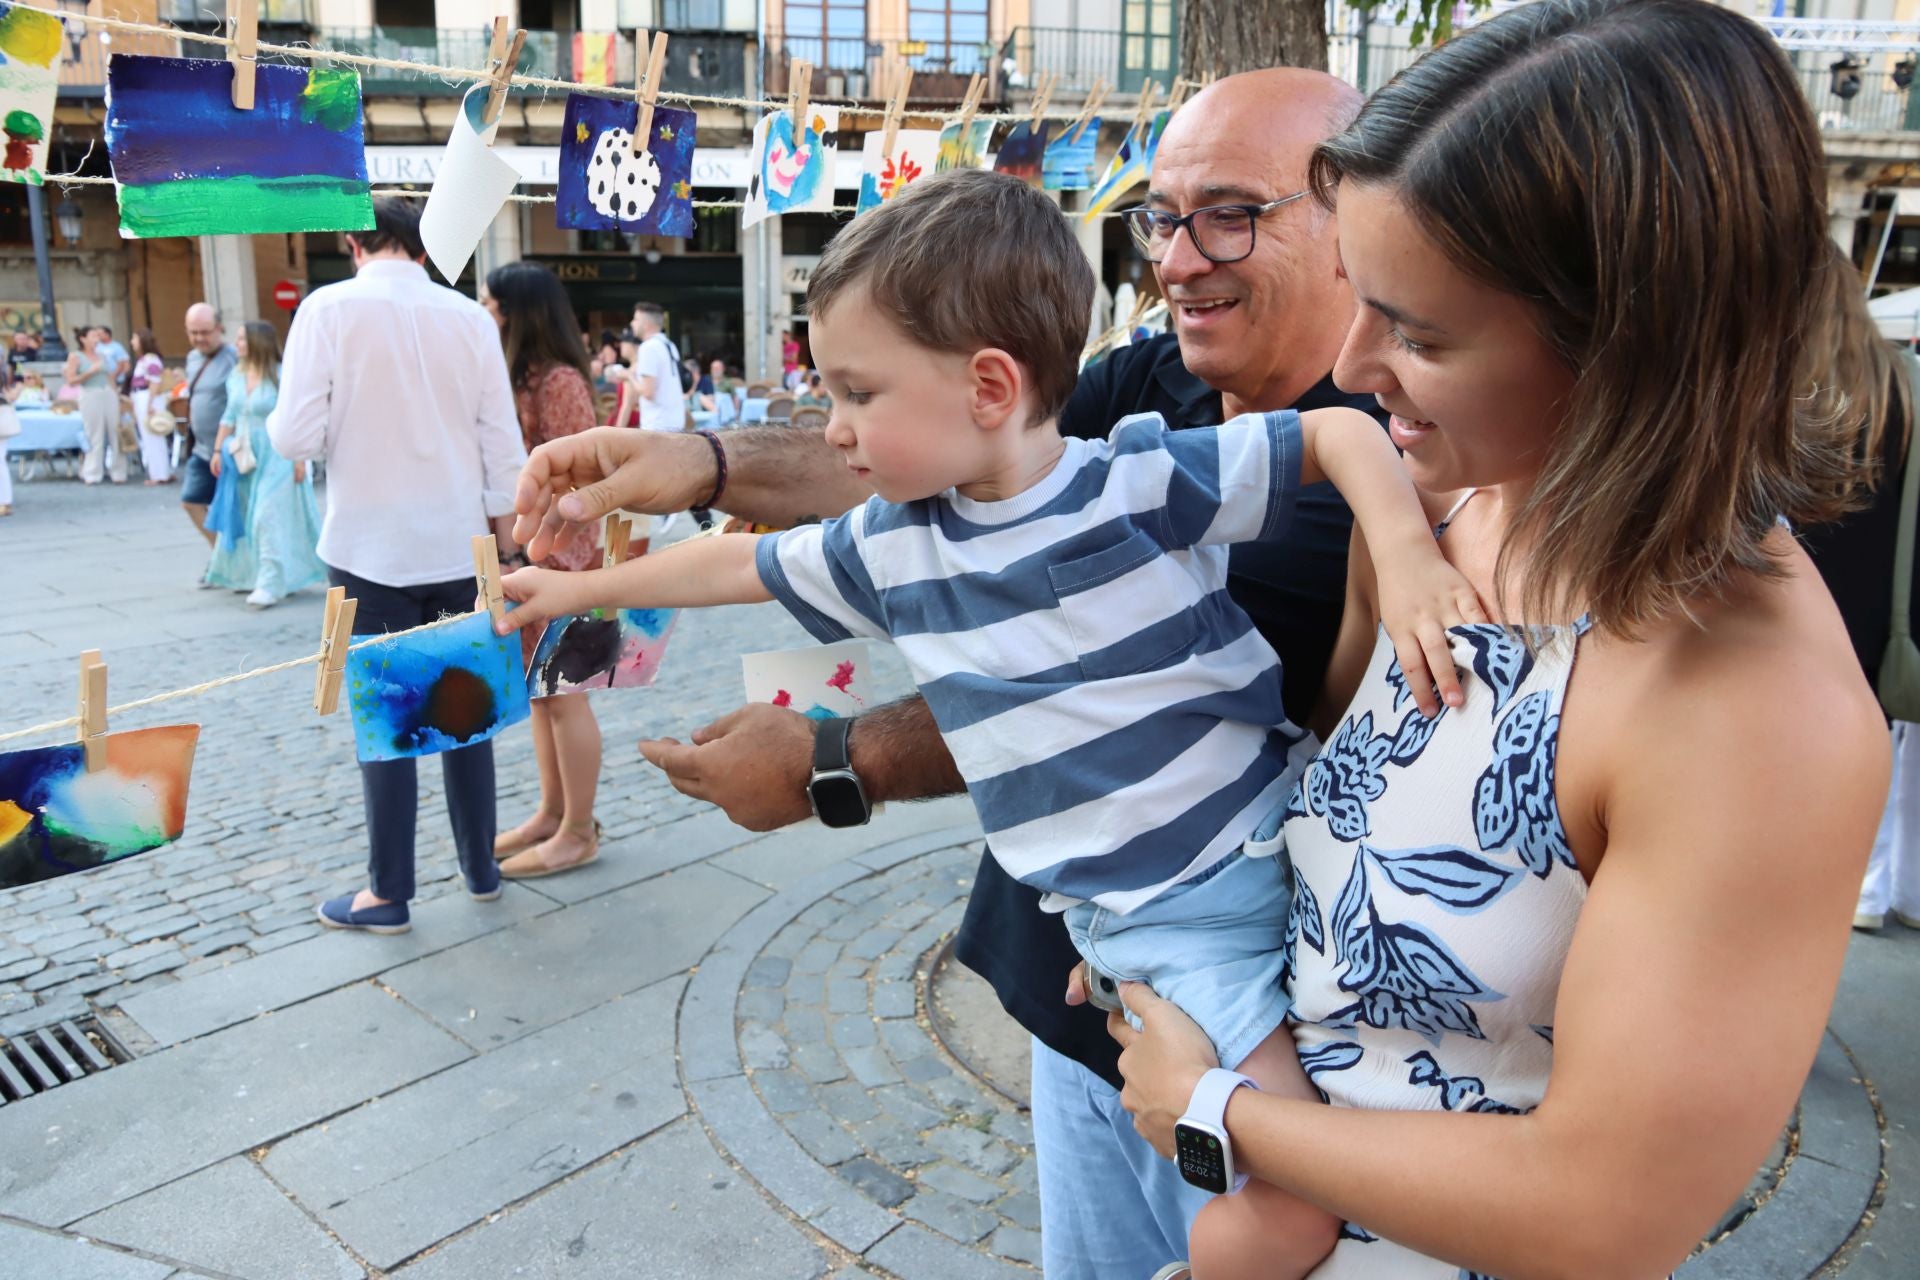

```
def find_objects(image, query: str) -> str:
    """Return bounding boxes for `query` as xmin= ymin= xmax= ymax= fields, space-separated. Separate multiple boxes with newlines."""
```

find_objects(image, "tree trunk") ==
xmin=1181 ymin=0 xmax=1328 ymax=77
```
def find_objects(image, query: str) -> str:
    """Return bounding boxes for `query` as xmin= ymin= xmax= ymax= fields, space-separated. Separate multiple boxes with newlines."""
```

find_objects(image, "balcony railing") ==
xmin=764 ymin=36 xmax=1000 ymax=103
xmin=312 ymin=28 xmax=563 ymax=97
xmin=998 ymin=27 xmax=1169 ymax=97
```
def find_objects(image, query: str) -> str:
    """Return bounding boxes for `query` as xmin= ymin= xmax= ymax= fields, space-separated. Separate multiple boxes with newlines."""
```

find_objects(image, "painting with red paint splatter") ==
xmin=743 ymin=641 xmax=875 ymax=720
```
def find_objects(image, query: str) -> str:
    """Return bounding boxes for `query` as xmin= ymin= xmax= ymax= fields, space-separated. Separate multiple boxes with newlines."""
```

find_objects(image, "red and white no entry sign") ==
xmin=272 ymin=280 xmax=302 ymax=311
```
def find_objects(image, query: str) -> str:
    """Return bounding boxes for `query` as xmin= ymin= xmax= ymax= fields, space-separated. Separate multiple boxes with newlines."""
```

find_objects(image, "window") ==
xmin=784 ymin=0 xmax=866 ymax=68
xmin=908 ymin=0 xmax=989 ymax=71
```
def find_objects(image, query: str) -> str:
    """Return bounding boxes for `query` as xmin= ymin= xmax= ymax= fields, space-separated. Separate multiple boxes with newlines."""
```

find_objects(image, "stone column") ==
xmin=196 ymin=236 xmax=257 ymax=326
xmin=472 ymin=201 xmax=524 ymax=300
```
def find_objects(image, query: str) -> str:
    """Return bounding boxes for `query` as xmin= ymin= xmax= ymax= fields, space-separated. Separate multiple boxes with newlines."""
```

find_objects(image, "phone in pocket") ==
xmin=1081 ymin=961 xmax=1127 ymax=1015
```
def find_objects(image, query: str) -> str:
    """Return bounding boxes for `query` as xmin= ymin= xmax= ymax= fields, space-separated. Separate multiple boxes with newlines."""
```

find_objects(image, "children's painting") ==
xmin=420 ymin=84 xmax=521 ymax=283
xmin=743 ymin=641 xmax=876 ymax=721
xmin=935 ymin=118 xmax=993 ymax=173
xmin=104 ymin=56 xmax=374 ymax=239
xmin=1082 ymin=111 xmax=1170 ymax=220
xmin=1041 ymin=119 xmax=1101 ymax=191
xmin=993 ymin=120 xmax=1051 ymax=183
xmin=0 ymin=3 xmax=65 ymax=186
xmin=556 ymin=94 xmax=698 ymax=237
xmin=742 ymin=106 xmax=840 ymax=228
xmin=856 ymin=129 xmax=939 ymax=214
xmin=347 ymin=613 xmax=532 ymax=763
xmin=526 ymin=606 xmax=677 ymax=698
xmin=0 ymin=725 xmax=200 ymax=890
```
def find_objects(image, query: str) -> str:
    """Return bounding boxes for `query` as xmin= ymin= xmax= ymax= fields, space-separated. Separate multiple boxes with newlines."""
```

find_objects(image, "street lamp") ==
xmin=1832 ymin=56 xmax=1864 ymax=101
xmin=54 ymin=194 xmax=81 ymax=245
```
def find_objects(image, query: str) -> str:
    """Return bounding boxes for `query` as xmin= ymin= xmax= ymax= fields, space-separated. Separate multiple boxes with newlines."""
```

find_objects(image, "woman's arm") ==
xmin=1113 ymin=648 xmax=1888 ymax=1279
xmin=1308 ymin=522 xmax=1381 ymax=741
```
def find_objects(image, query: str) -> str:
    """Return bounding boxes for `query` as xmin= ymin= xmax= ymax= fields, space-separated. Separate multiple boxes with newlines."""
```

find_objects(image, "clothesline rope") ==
xmin=17 ymin=2 xmax=1131 ymax=126
xmin=0 ymin=610 xmax=473 ymax=747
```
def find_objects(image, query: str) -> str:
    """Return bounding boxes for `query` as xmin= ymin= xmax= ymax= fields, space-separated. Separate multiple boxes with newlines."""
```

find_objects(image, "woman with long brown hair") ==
xmin=483 ymin=261 xmax=606 ymax=878
xmin=207 ymin=320 xmax=324 ymax=606
xmin=1103 ymin=3 xmax=1893 ymax=1277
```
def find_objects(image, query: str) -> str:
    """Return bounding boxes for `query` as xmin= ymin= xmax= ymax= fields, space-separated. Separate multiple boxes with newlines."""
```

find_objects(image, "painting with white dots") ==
xmin=556 ymin=93 xmax=696 ymax=237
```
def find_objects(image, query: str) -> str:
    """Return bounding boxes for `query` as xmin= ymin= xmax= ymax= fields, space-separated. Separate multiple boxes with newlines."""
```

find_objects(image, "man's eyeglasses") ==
xmin=1120 ymin=192 xmax=1311 ymax=265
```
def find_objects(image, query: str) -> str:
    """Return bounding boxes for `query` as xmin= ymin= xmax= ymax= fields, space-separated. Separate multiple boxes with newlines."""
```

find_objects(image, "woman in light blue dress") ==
xmin=205 ymin=321 xmax=324 ymax=606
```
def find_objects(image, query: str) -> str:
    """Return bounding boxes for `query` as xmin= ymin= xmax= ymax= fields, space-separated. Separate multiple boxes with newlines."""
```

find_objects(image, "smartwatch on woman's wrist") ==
xmin=1175 ymin=1067 xmax=1259 ymax=1194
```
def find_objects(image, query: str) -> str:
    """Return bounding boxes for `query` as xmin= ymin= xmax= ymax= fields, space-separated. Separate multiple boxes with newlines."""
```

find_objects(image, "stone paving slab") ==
xmin=264 ymin=976 xmax=688 ymax=1270
xmin=380 ymin=862 xmax=768 ymax=1051
xmin=118 ymin=884 xmax=558 ymax=1046
xmin=0 ymin=983 xmax=471 ymax=1226
xmin=0 ymin=1219 xmax=178 ymax=1280
xmin=713 ymin=798 xmax=978 ymax=892
xmin=390 ymin=1118 xmax=831 ymax=1280
xmin=71 ymin=1156 xmax=365 ymax=1280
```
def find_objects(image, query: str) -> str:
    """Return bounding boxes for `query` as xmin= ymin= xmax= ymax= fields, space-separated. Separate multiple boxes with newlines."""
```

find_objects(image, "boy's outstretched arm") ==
xmin=495 ymin=531 xmax=774 ymax=635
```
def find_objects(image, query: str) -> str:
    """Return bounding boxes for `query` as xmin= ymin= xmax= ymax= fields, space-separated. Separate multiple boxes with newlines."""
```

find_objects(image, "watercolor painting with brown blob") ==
xmin=346 ymin=613 xmax=532 ymax=763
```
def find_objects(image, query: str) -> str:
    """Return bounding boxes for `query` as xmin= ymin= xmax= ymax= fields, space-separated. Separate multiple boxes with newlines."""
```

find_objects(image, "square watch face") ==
xmin=1175 ymin=1123 xmax=1230 ymax=1194
xmin=810 ymin=772 xmax=868 ymax=828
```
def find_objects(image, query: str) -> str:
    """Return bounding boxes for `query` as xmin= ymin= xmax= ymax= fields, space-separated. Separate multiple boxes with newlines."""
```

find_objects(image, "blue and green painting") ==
xmin=104 ymin=55 xmax=374 ymax=239
xmin=347 ymin=613 xmax=531 ymax=763
xmin=527 ymin=606 xmax=677 ymax=697
xmin=1041 ymin=118 xmax=1102 ymax=191
xmin=0 ymin=725 xmax=201 ymax=889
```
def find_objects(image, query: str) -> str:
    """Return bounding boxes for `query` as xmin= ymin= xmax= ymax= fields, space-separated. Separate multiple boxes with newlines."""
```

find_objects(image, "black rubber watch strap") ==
xmin=813 ymin=716 xmax=854 ymax=773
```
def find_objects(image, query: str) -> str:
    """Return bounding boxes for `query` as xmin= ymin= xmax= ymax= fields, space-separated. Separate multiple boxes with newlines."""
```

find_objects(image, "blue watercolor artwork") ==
xmin=993 ymin=120 xmax=1051 ymax=182
xmin=555 ymin=94 xmax=697 ymax=237
xmin=346 ymin=612 xmax=532 ymax=763
xmin=1042 ymin=118 xmax=1101 ymax=191
xmin=743 ymin=106 xmax=841 ymax=227
xmin=104 ymin=55 xmax=373 ymax=239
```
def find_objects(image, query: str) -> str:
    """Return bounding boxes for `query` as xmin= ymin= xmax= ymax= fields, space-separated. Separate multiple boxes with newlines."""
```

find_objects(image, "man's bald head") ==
xmin=184 ymin=303 xmax=223 ymax=355
xmin=1142 ymin=68 xmax=1363 ymax=416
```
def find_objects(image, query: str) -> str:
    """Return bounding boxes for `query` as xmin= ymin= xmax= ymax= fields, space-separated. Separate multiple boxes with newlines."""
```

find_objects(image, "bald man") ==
xmin=507 ymin=70 xmax=1371 ymax=1273
xmin=180 ymin=302 xmax=237 ymax=554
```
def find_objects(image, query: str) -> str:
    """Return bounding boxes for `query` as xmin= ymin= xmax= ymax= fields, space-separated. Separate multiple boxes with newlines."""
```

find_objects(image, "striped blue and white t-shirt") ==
xmin=756 ymin=410 xmax=1310 ymax=914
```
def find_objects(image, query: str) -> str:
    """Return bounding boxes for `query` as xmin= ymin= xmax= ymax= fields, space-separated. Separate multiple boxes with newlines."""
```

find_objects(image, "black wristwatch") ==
xmin=808 ymin=717 xmax=872 ymax=828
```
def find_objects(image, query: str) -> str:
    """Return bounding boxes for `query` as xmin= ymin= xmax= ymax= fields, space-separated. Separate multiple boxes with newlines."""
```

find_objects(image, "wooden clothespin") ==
xmin=482 ymin=18 xmax=527 ymax=131
xmin=882 ymin=65 xmax=914 ymax=160
xmin=603 ymin=514 xmax=632 ymax=569
xmin=1129 ymin=80 xmax=1161 ymax=139
xmin=228 ymin=0 xmax=258 ymax=110
xmin=955 ymin=73 xmax=985 ymax=140
xmin=633 ymin=29 xmax=669 ymax=156
xmin=1070 ymin=79 xmax=1107 ymax=145
xmin=1030 ymin=70 xmax=1057 ymax=129
xmin=313 ymin=586 xmax=359 ymax=716
xmin=472 ymin=534 xmax=505 ymax=628
xmin=77 ymin=650 xmax=106 ymax=772
xmin=1166 ymin=77 xmax=1191 ymax=112
xmin=789 ymin=58 xmax=812 ymax=136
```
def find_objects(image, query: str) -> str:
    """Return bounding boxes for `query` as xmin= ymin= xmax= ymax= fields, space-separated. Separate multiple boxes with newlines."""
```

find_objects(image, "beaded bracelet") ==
xmin=693 ymin=428 xmax=727 ymax=511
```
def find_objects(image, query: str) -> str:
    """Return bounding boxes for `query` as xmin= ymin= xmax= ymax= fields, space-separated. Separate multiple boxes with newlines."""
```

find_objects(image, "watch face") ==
xmin=1175 ymin=1122 xmax=1231 ymax=1195
xmin=809 ymin=771 xmax=869 ymax=828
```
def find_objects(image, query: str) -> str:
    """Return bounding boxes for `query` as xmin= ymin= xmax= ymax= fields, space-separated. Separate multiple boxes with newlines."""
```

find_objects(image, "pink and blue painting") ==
xmin=526 ymin=606 xmax=677 ymax=698
xmin=346 ymin=613 xmax=532 ymax=763
xmin=104 ymin=55 xmax=374 ymax=239
xmin=742 ymin=106 xmax=840 ymax=228
xmin=1042 ymin=118 xmax=1101 ymax=191
xmin=0 ymin=725 xmax=201 ymax=890
xmin=556 ymin=94 xmax=697 ymax=237
xmin=743 ymin=640 xmax=875 ymax=720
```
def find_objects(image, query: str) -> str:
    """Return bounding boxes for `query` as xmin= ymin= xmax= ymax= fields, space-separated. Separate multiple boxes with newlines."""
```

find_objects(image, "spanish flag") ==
xmin=572 ymin=32 xmax=616 ymax=87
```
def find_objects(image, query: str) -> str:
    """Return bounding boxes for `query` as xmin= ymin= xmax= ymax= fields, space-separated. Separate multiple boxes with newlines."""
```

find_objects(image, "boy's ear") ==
xmin=968 ymin=347 xmax=1025 ymax=431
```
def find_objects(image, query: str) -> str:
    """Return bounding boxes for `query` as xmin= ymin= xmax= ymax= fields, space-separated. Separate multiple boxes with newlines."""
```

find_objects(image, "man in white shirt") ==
xmin=268 ymin=198 xmax=528 ymax=935
xmin=628 ymin=301 xmax=686 ymax=432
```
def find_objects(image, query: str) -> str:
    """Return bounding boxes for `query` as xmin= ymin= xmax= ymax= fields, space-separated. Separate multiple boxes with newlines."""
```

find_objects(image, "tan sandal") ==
xmin=499 ymin=821 xmax=601 ymax=880
xmin=494 ymin=814 xmax=561 ymax=861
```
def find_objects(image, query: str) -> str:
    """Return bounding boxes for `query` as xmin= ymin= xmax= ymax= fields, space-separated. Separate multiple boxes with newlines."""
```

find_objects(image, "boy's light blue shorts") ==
xmin=1062 ymin=817 xmax=1293 ymax=1071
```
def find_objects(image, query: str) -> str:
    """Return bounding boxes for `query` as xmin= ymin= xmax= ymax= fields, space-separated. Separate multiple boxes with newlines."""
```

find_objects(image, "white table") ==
xmin=5 ymin=409 xmax=87 ymax=480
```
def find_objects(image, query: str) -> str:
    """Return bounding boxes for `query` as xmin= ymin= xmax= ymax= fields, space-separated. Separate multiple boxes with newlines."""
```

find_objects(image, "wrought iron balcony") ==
xmin=764 ymin=36 xmax=1000 ymax=104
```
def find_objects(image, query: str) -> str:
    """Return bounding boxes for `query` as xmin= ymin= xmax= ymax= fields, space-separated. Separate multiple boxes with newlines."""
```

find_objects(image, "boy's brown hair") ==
xmin=807 ymin=169 xmax=1094 ymax=423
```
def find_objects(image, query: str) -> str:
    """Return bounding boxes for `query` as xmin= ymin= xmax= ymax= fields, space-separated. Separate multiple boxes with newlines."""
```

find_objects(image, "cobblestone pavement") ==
xmin=1 ymin=478 xmax=1917 ymax=1279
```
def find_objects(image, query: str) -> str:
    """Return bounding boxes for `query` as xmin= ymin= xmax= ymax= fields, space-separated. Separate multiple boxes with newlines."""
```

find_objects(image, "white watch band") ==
xmin=1181 ymin=1068 xmax=1258 ymax=1193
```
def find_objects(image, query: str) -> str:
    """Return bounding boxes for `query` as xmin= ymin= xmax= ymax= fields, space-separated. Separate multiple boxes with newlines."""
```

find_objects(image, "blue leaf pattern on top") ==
xmin=1406 ymin=1051 xmax=1527 ymax=1114
xmin=1303 ymin=712 xmax=1393 ymax=841
xmin=1282 ymin=865 xmax=1324 ymax=988
xmin=1299 ymin=1039 xmax=1363 ymax=1103
xmin=1368 ymin=845 xmax=1524 ymax=914
xmin=1341 ymin=1223 xmax=1379 ymax=1243
xmin=1328 ymin=847 xmax=1507 ymax=1042
xmin=1473 ymin=689 xmax=1573 ymax=877
xmin=1455 ymin=624 xmax=1534 ymax=717
xmin=1388 ymin=703 xmax=1445 ymax=766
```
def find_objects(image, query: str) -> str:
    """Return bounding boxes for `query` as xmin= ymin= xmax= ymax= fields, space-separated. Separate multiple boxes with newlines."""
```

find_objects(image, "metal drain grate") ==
xmin=0 ymin=1019 xmax=129 ymax=1105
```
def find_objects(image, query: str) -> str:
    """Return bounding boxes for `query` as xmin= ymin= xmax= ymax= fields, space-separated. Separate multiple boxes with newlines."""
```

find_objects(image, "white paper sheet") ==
xmin=420 ymin=84 xmax=521 ymax=284
xmin=741 ymin=640 xmax=878 ymax=719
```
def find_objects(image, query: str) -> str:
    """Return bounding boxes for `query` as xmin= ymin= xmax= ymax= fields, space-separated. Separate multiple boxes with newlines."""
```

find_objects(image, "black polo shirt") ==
xmin=949 ymin=333 xmax=1385 ymax=1089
